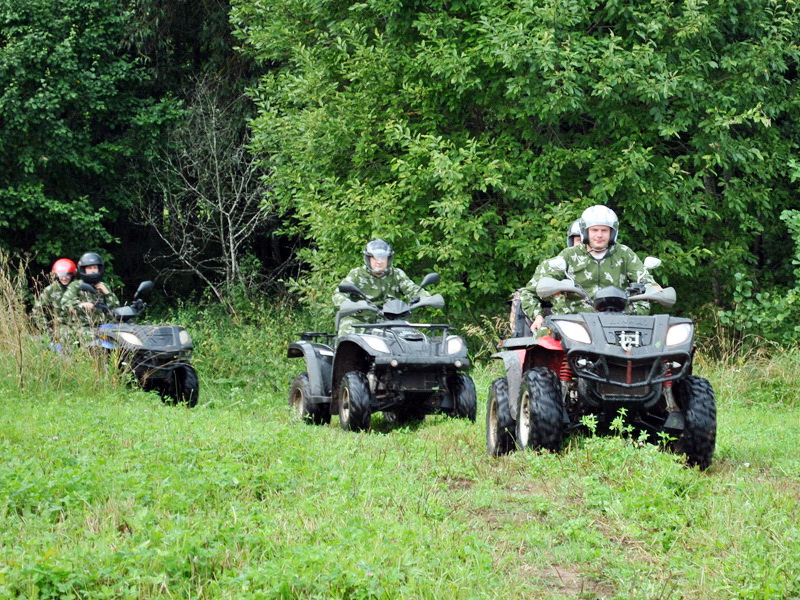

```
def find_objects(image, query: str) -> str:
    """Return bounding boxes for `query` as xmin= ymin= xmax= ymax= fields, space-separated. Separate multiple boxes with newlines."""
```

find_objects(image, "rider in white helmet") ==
xmin=520 ymin=205 xmax=659 ymax=331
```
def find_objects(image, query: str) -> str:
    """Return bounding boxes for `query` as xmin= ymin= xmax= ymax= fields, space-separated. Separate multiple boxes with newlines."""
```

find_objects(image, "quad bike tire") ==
xmin=289 ymin=373 xmax=331 ymax=425
xmin=486 ymin=377 xmax=515 ymax=456
xmin=674 ymin=375 xmax=716 ymax=470
xmin=338 ymin=371 xmax=372 ymax=432
xmin=516 ymin=367 xmax=563 ymax=451
xmin=173 ymin=364 xmax=199 ymax=407
xmin=449 ymin=373 xmax=477 ymax=421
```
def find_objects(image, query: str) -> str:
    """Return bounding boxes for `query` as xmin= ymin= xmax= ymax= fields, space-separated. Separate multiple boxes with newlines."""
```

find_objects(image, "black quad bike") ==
xmin=287 ymin=273 xmax=476 ymax=431
xmin=486 ymin=257 xmax=716 ymax=469
xmin=81 ymin=281 xmax=199 ymax=407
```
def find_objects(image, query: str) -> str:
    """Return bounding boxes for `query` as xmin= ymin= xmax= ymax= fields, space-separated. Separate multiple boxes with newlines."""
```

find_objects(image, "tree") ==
xmin=232 ymin=0 xmax=800 ymax=317
xmin=138 ymin=76 xmax=273 ymax=310
xmin=0 ymin=0 xmax=179 ymax=265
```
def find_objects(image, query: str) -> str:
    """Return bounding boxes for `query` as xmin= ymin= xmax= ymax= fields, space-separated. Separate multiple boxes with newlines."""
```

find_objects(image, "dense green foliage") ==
xmin=718 ymin=209 xmax=800 ymax=346
xmin=0 ymin=0 xmax=180 ymax=262
xmin=233 ymin=0 xmax=800 ymax=320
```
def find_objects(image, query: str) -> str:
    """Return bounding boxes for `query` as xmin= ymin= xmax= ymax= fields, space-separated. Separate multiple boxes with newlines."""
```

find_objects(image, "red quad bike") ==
xmin=486 ymin=257 xmax=716 ymax=469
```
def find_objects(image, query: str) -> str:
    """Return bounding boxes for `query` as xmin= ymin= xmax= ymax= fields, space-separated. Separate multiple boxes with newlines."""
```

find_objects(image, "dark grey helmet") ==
xmin=77 ymin=252 xmax=105 ymax=284
xmin=566 ymin=219 xmax=582 ymax=247
xmin=363 ymin=239 xmax=393 ymax=275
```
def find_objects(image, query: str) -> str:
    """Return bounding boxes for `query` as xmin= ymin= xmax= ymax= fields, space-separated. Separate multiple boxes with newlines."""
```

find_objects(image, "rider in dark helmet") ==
xmin=566 ymin=219 xmax=582 ymax=248
xmin=76 ymin=252 xmax=105 ymax=284
xmin=333 ymin=239 xmax=429 ymax=335
xmin=60 ymin=252 xmax=119 ymax=338
xmin=363 ymin=239 xmax=394 ymax=276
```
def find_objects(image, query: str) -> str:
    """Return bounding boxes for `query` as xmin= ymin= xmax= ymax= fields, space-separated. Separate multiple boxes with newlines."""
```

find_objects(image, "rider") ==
xmin=520 ymin=205 xmax=659 ymax=332
xmin=333 ymin=239 xmax=429 ymax=335
xmin=566 ymin=218 xmax=582 ymax=248
xmin=509 ymin=218 xmax=583 ymax=336
xmin=32 ymin=258 xmax=77 ymax=336
xmin=60 ymin=252 xmax=120 ymax=341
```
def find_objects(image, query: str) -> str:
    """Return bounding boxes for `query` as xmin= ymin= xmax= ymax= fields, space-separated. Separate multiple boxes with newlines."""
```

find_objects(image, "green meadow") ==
xmin=1 ymin=297 xmax=798 ymax=600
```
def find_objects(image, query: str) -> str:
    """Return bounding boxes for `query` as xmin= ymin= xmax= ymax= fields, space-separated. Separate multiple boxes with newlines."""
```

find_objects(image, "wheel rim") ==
xmin=290 ymin=388 xmax=303 ymax=415
xmin=518 ymin=390 xmax=531 ymax=446
xmin=487 ymin=396 xmax=499 ymax=448
xmin=340 ymin=386 xmax=351 ymax=422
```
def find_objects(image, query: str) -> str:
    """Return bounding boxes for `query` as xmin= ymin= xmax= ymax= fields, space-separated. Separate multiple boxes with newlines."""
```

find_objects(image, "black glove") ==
xmin=627 ymin=283 xmax=646 ymax=296
xmin=410 ymin=296 xmax=420 ymax=304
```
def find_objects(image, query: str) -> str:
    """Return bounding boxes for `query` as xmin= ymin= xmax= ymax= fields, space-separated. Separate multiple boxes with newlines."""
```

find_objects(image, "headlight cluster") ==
xmin=554 ymin=320 xmax=591 ymax=344
xmin=446 ymin=336 xmax=465 ymax=355
xmin=119 ymin=331 xmax=143 ymax=347
xmin=363 ymin=336 xmax=390 ymax=354
xmin=179 ymin=329 xmax=193 ymax=346
xmin=666 ymin=323 xmax=693 ymax=346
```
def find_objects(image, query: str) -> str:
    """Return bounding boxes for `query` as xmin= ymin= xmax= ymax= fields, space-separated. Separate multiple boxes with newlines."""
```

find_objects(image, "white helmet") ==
xmin=579 ymin=205 xmax=618 ymax=248
xmin=566 ymin=219 xmax=582 ymax=247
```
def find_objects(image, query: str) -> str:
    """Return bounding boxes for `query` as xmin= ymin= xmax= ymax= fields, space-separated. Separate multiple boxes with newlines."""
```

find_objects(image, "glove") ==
xmin=410 ymin=296 xmax=420 ymax=304
xmin=627 ymin=283 xmax=646 ymax=296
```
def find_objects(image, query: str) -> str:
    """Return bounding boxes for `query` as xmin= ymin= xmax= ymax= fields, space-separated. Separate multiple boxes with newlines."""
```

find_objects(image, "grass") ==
xmin=1 ymin=280 xmax=799 ymax=599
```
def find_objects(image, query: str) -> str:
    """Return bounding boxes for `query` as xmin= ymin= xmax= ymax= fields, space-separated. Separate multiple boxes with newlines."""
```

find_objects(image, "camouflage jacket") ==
xmin=332 ymin=266 xmax=429 ymax=309
xmin=60 ymin=279 xmax=120 ymax=328
xmin=32 ymin=281 xmax=70 ymax=330
xmin=520 ymin=243 xmax=658 ymax=318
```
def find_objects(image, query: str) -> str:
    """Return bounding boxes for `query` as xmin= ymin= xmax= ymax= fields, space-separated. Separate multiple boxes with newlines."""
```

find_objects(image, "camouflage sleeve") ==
xmin=394 ymin=268 xmax=430 ymax=299
xmin=624 ymin=248 xmax=657 ymax=287
xmin=332 ymin=268 xmax=360 ymax=308
xmin=520 ymin=256 xmax=566 ymax=318
xmin=60 ymin=281 xmax=82 ymax=312
xmin=622 ymin=247 xmax=657 ymax=316
xmin=31 ymin=285 xmax=53 ymax=328
xmin=101 ymin=286 xmax=119 ymax=309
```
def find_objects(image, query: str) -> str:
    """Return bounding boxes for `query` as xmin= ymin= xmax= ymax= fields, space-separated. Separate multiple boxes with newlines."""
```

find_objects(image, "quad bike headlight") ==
xmin=179 ymin=329 xmax=193 ymax=346
xmin=119 ymin=331 xmax=144 ymax=347
xmin=553 ymin=320 xmax=591 ymax=344
xmin=666 ymin=323 xmax=693 ymax=346
xmin=363 ymin=335 xmax=390 ymax=353
xmin=446 ymin=336 xmax=465 ymax=355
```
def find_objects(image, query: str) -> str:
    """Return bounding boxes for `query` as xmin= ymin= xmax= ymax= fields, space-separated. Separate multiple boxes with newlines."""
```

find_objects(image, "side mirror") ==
xmin=643 ymin=257 xmax=662 ymax=271
xmin=338 ymin=282 xmax=366 ymax=299
xmin=134 ymin=280 xmax=154 ymax=300
xmin=418 ymin=272 xmax=440 ymax=289
xmin=548 ymin=257 xmax=567 ymax=272
xmin=79 ymin=282 xmax=97 ymax=294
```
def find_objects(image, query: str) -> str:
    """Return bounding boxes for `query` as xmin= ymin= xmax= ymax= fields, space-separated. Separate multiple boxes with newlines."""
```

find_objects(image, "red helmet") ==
xmin=51 ymin=258 xmax=77 ymax=278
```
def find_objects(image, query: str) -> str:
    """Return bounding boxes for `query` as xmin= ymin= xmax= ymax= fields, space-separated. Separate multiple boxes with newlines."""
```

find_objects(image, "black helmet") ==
xmin=77 ymin=252 xmax=105 ymax=284
xmin=363 ymin=239 xmax=393 ymax=275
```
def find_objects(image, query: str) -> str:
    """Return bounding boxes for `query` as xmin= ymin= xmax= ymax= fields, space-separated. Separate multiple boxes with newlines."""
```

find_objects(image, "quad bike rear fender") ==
xmin=288 ymin=340 xmax=334 ymax=403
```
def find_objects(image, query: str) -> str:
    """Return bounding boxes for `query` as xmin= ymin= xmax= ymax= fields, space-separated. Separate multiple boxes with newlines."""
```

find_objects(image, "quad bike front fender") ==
xmin=288 ymin=341 xmax=334 ymax=403
xmin=491 ymin=349 xmax=525 ymax=421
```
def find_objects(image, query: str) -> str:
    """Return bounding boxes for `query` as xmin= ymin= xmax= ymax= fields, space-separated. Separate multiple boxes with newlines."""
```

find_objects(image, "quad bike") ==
xmin=80 ymin=281 xmax=199 ymax=407
xmin=486 ymin=257 xmax=716 ymax=469
xmin=287 ymin=273 xmax=476 ymax=431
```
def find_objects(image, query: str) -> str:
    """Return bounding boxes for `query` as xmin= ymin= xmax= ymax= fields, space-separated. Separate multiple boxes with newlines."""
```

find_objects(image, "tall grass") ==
xmin=0 ymin=252 xmax=118 ymax=401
